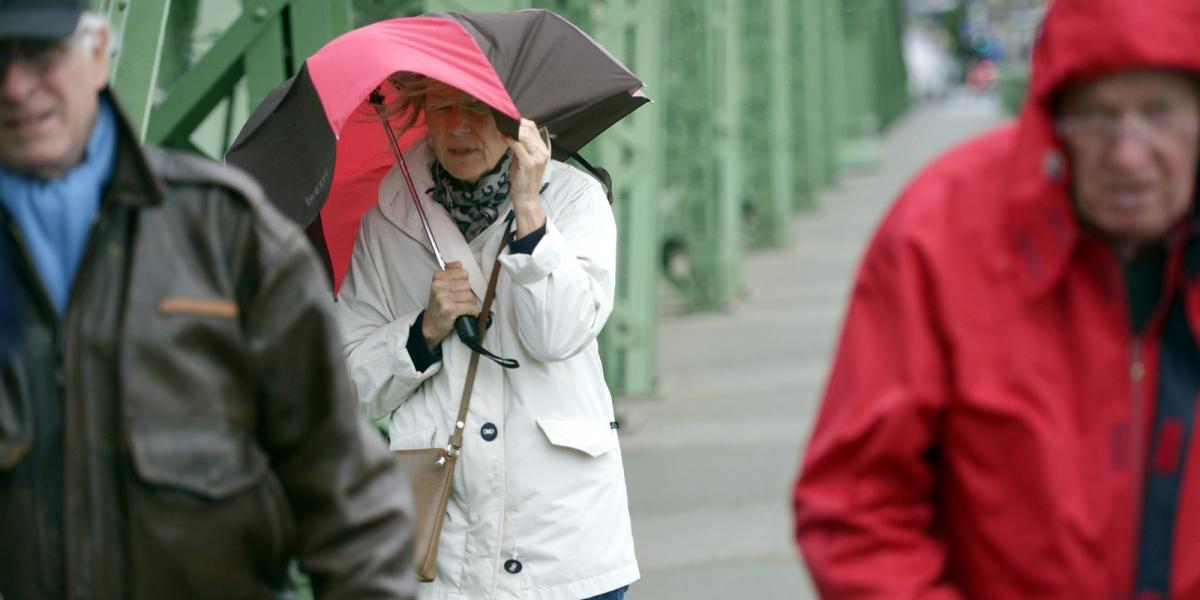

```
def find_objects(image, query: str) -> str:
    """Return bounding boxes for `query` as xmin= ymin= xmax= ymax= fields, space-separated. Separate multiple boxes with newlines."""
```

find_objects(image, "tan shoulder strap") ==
xmin=447 ymin=219 xmax=512 ymax=454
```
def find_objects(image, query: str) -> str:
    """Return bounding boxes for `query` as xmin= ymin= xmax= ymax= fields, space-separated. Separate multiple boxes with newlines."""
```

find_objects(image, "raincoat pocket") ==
xmin=536 ymin=418 xmax=619 ymax=457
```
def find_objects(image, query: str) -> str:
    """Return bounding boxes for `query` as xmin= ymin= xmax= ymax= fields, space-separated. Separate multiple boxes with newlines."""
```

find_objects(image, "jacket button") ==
xmin=504 ymin=559 xmax=522 ymax=574
xmin=481 ymin=422 xmax=498 ymax=442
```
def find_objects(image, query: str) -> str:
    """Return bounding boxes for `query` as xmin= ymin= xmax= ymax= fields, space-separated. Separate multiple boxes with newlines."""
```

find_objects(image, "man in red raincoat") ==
xmin=793 ymin=0 xmax=1200 ymax=598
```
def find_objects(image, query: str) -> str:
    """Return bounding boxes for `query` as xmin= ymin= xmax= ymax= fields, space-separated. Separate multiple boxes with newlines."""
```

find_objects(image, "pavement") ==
xmin=616 ymin=91 xmax=1008 ymax=600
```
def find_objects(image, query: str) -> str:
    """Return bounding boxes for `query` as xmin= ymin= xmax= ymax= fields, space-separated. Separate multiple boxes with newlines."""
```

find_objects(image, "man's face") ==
xmin=0 ymin=24 xmax=109 ymax=179
xmin=424 ymin=85 xmax=508 ymax=183
xmin=1057 ymin=69 xmax=1200 ymax=254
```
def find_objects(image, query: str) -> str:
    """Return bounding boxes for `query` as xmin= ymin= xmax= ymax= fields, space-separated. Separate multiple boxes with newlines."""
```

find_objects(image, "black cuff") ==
xmin=407 ymin=311 xmax=442 ymax=372
xmin=507 ymin=223 xmax=546 ymax=255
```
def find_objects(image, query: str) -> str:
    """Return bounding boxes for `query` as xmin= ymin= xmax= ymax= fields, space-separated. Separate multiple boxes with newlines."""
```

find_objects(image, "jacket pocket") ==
xmin=128 ymin=419 xmax=266 ymax=499
xmin=536 ymin=418 xmax=619 ymax=457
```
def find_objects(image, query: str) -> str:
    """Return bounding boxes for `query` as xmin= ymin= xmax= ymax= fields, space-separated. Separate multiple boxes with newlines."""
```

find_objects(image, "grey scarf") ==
xmin=428 ymin=152 xmax=512 ymax=241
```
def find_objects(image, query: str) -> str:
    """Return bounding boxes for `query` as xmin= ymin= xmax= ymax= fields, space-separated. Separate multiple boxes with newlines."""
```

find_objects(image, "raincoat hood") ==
xmin=1007 ymin=0 xmax=1200 ymax=294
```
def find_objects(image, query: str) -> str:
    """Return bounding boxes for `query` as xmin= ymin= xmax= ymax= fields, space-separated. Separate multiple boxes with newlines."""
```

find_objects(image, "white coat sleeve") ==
xmin=336 ymin=215 xmax=440 ymax=421
xmin=498 ymin=175 xmax=616 ymax=362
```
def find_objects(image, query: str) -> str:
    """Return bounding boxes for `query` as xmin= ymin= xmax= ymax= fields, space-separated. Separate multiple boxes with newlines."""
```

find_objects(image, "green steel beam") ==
xmin=145 ymin=0 xmax=291 ymax=146
xmin=289 ymin=0 xmax=352 ymax=70
xmin=93 ymin=0 xmax=173 ymax=140
xmin=660 ymin=0 xmax=740 ymax=310
xmin=711 ymin=0 xmax=742 ymax=303
xmin=767 ymin=0 xmax=793 ymax=225
xmin=739 ymin=0 xmax=791 ymax=248
xmin=819 ymin=0 xmax=847 ymax=183
xmin=791 ymin=0 xmax=824 ymax=212
xmin=837 ymin=0 xmax=881 ymax=170
xmin=243 ymin=2 xmax=289 ymax=112
xmin=592 ymin=0 xmax=664 ymax=397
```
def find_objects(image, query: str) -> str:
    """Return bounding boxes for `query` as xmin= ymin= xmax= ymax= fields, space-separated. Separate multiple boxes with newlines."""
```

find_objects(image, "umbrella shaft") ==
xmin=374 ymin=99 xmax=447 ymax=270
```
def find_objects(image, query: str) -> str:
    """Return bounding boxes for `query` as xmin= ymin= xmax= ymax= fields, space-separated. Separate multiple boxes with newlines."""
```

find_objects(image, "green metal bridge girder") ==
xmin=790 ymin=0 xmax=826 ymax=212
xmin=739 ymin=0 xmax=791 ymax=249
xmin=99 ymin=0 xmax=912 ymax=399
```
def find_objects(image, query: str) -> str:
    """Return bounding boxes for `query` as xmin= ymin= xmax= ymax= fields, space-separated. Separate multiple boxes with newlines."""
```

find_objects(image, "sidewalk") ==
xmin=617 ymin=92 xmax=1008 ymax=599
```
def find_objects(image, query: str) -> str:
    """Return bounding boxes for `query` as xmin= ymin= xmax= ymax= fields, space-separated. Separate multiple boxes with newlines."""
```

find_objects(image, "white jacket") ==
xmin=336 ymin=141 xmax=639 ymax=600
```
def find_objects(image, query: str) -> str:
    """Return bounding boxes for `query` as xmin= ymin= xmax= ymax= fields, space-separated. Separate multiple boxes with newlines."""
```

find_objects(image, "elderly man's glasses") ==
xmin=1056 ymin=103 xmax=1200 ymax=146
xmin=0 ymin=39 xmax=74 ymax=76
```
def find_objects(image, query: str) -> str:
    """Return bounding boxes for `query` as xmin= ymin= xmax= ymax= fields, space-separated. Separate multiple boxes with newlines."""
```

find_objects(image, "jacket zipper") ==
xmin=1129 ymin=337 xmax=1146 ymax=496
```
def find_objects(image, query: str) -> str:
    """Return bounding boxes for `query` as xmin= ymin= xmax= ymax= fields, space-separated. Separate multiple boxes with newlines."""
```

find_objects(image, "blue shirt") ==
xmin=0 ymin=98 xmax=117 ymax=315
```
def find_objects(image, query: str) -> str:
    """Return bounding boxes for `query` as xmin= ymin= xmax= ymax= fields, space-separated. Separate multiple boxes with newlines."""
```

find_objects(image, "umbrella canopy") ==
xmin=226 ymin=10 xmax=648 ymax=290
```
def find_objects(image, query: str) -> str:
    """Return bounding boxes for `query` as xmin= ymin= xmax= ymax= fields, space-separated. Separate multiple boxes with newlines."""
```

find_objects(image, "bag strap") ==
xmin=446 ymin=217 xmax=513 ymax=458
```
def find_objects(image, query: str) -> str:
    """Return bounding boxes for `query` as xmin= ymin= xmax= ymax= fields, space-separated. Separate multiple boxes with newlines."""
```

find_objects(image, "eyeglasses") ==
xmin=0 ymin=38 xmax=74 ymax=76
xmin=425 ymin=95 xmax=494 ymax=118
xmin=1056 ymin=103 xmax=1200 ymax=146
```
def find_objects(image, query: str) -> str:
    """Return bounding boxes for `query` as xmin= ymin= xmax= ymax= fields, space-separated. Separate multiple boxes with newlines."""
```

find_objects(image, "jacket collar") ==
xmin=103 ymin=88 xmax=165 ymax=207
xmin=1003 ymin=106 xmax=1081 ymax=299
xmin=376 ymin=140 xmax=489 ymax=299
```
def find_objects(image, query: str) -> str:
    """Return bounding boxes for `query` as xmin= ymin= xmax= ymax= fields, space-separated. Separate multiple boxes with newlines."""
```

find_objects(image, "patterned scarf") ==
xmin=428 ymin=151 xmax=512 ymax=241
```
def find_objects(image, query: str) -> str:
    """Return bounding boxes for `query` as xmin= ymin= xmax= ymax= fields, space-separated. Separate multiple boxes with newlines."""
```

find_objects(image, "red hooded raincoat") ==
xmin=793 ymin=0 xmax=1200 ymax=597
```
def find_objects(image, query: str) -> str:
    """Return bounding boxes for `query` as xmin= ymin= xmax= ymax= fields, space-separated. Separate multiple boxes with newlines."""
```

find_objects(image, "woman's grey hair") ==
xmin=384 ymin=72 xmax=440 ymax=132
xmin=382 ymin=72 xmax=494 ymax=133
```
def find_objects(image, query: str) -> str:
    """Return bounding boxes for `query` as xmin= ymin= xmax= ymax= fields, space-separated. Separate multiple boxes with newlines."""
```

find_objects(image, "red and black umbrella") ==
xmin=225 ymin=10 xmax=648 ymax=290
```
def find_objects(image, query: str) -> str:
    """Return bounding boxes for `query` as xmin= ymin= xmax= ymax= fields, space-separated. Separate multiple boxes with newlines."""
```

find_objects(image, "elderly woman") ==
xmin=336 ymin=73 xmax=639 ymax=600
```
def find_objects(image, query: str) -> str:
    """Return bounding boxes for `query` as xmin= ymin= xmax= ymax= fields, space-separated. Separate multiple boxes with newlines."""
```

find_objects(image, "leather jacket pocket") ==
xmin=128 ymin=419 xmax=266 ymax=499
xmin=126 ymin=419 xmax=289 ymax=597
xmin=536 ymin=418 xmax=619 ymax=457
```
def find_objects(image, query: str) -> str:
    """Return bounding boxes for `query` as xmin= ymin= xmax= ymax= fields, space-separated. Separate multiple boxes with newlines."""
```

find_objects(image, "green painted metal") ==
xmin=93 ymin=0 xmax=172 ymax=141
xmin=872 ymin=0 xmax=909 ymax=128
xmin=790 ymin=0 xmax=825 ymax=212
xmin=766 ymin=0 xmax=794 ymax=227
xmin=660 ymin=0 xmax=742 ymax=311
xmin=424 ymin=0 xmax=529 ymax=10
xmin=838 ymin=0 xmax=882 ymax=170
xmin=584 ymin=0 xmax=664 ymax=397
xmin=819 ymin=0 xmax=847 ymax=185
xmin=739 ymin=0 xmax=791 ymax=248
xmin=145 ymin=0 xmax=289 ymax=146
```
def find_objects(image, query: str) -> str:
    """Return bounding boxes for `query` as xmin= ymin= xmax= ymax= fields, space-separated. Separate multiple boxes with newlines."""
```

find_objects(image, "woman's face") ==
xmin=424 ymin=86 xmax=508 ymax=183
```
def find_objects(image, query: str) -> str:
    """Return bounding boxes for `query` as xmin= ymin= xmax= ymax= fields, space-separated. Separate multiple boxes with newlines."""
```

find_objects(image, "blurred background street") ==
xmin=618 ymin=91 xmax=1006 ymax=599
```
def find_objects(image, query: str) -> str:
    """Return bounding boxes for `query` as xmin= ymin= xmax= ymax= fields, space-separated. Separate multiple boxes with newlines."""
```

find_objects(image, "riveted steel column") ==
xmin=659 ymin=0 xmax=741 ymax=310
xmin=790 ymin=0 xmax=824 ymax=212
xmin=819 ymin=0 xmax=846 ymax=185
xmin=93 ymin=0 xmax=173 ymax=140
xmin=739 ymin=0 xmax=791 ymax=248
xmin=710 ymin=0 xmax=743 ymax=304
xmin=591 ymin=0 xmax=664 ymax=396
xmin=873 ymin=0 xmax=909 ymax=128
xmin=837 ymin=0 xmax=882 ymax=170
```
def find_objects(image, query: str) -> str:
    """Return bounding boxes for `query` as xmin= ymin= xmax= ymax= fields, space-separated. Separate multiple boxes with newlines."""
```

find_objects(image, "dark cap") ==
xmin=0 ymin=0 xmax=86 ymax=41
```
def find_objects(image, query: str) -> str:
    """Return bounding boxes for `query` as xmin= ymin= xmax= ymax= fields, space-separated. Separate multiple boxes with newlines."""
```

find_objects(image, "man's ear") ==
xmin=90 ymin=24 xmax=110 ymax=90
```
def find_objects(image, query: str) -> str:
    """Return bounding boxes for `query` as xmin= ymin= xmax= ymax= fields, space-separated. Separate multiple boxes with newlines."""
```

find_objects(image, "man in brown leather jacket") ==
xmin=0 ymin=1 xmax=415 ymax=597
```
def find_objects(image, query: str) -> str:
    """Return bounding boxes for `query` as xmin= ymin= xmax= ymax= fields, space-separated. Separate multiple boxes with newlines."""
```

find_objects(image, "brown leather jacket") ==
xmin=0 ymin=92 xmax=415 ymax=599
